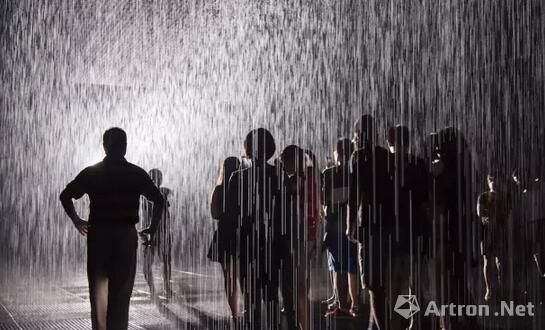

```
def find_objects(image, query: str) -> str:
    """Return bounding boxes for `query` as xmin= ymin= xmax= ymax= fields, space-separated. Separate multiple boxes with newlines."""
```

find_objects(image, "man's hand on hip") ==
xmin=72 ymin=217 xmax=89 ymax=236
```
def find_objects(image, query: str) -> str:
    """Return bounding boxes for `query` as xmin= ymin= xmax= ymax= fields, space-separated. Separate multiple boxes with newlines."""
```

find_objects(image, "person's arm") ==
xmin=225 ymin=172 xmax=240 ymax=231
xmin=59 ymin=170 xmax=89 ymax=236
xmin=477 ymin=193 xmax=489 ymax=224
xmin=347 ymin=154 xmax=360 ymax=243
xmin=140 ymin=175 xmax=165 ymax=237
xmin=307 ymin=168 xmax=319 ymax=243
xmin=320 ymin=171 xmax=328 ymax=221
xmin=533 ymin=254 xmax=545 ymax=277
xmin=210 ymin=185 xmax=224 ymax=220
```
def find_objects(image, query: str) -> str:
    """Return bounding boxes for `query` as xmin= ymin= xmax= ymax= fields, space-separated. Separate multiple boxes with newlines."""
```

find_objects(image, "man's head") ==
xmin=387 ymin=125 xmax=410 ymax=154
xmin=103 ymin=127 xmax=127 ymax=157
xmin=280 ymin=145 xmax=305 ymax=176
xmin=149 ymin=168 xmax=163 ymax=187
xmin=335 ymin=137 xmax=353 ymax=165
xmin=353 ymin=115 xmax=375 ymax=149
xmin=244 ymin=128 xmax=276 ymax=161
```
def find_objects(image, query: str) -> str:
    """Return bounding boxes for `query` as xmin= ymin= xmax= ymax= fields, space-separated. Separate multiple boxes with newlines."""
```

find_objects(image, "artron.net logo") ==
xmin=394 ymin=295 xmax=421 ymax=319
xmin=393 ymin=295 xmax=535 ymax=319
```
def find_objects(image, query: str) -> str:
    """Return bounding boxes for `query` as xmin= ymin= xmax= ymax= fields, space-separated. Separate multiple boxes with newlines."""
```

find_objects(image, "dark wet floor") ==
xmin=0 ymin=264 xmax=369 ymax=330
xmin=0 ymin=263 xmax=540 ymax=329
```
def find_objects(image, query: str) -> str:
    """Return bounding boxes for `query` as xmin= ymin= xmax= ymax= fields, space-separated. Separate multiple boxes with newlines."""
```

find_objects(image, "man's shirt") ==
xmin=63 ymin=156 xmax=163 ymax=225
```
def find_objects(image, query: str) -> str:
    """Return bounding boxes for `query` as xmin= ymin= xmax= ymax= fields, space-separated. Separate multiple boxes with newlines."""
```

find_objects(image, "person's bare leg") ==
xmin=331 ymin=272 xmax=339 ymax=307
xmin=323 ymin=271 xmax=336 ymax=304
xmin=336 ymin=272 xmax=349 ymax=309
xmin=348 ymin=272 xmax=359 ymax=309
xmin=297 ymin=284 xmax=309 ymax=330
xmin=228 ymin=261 xmax=239 ymax=318
xmin=332 ymin=271 xmax=338 ymax=305
xmin=495 ymin=256 xmax=501 ymax=286
xmin=222 ymin=261 xmax=239 ymax=318
xmin=297 ymin=258 xmax=310 ymax=330
xmin=369 ymin=286 xmax=386 ymax=329
xmin=143 ymin=248 xmax=155 ymax=298
xmin=483 ymin=255 xmax=493 ymax=301
xmin=230 ymin=278 xmax=239 ymax=318
xmin=162 ymin=250 xmax=172 ymax=298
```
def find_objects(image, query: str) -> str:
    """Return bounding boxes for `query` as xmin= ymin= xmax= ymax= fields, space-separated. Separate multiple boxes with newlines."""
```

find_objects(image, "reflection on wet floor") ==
xmin=0 ymin=265 xmax=369 ymax=330
xmin=1 ymin=265 xmax=541 ymax=329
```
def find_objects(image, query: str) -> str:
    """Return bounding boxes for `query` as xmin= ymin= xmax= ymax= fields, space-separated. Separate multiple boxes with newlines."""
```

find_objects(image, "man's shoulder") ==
xmin=123 ymin=161 xmax=151 ymax=178
xmin=77 ymin=162 xmax=102 ymax=177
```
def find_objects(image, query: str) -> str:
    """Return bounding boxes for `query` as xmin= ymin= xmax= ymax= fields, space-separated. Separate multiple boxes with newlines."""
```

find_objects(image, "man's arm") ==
xmin=59 ymin=171 xmax=89 ymax=236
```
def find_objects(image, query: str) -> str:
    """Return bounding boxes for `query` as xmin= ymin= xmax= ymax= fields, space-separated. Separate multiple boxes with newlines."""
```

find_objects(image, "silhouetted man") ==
xmin=60 ymin=127 xmax=164 ymax=330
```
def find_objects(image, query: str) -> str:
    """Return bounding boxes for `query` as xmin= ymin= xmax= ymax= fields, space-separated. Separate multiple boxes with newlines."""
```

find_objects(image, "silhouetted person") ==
xmin=322 ymin=138 xmax=359 ymax=318
xmin=303 ymin=149 xmax=321 ymax=254
xmin=208 ymin=157 xmax=241 ymax=320
xmin=518 ymin=169 xmax=545 ymax=306
xmin=347 ymin=115 xmax=393 ymax=329
xmin=386 ymin=125 xmax=429 ymax=329
xmin=477 ymin=170 xmax=512 ymax=302
xmin=60 ymin=127 xmax=164 ymax=330
xmin=279 ymin=145 xmax=316 ymax=330
xmin=431 ymin=127 xmax=475 ymax=329
xmin=419 ymin=132 xmax=445 ymax=330
xmin=141 ymin=168 xmax=173 ymax=300
xmin=226 ymin=128 xmax=281 ymax=329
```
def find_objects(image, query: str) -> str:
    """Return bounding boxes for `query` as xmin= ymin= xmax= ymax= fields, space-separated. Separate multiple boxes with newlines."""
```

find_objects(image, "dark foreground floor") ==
xmin=0 ymin=264 xmax=368 ymax=330
xmin=0 ymin=263 xmax=540 ymax=329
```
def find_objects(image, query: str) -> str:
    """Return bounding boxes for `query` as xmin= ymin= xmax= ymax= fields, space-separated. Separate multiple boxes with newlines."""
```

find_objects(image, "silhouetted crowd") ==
xmin=61 ymin=120 xmax=545 ymax=330
xmin=207 ymin=115 xmax=545 ymax=330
